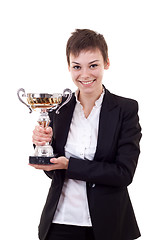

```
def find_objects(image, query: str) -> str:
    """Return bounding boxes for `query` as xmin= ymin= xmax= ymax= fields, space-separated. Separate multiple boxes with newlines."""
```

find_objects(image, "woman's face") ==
xmin=68 ymin=49 xmax=109 ymax=97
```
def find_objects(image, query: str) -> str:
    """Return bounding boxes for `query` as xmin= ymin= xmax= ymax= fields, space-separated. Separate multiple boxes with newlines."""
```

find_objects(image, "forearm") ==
xmin=66 ymin=156 xmax=137 ymax=187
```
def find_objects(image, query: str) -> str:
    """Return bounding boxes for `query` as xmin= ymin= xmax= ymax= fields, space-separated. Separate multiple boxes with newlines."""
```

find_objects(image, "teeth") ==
xmin=81 ymin=80 xmax=94 ymax=85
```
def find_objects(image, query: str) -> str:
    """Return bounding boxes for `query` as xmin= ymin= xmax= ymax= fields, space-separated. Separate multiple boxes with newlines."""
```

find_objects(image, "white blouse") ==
xmin=52 ymin=90 xmax=104 ymax=226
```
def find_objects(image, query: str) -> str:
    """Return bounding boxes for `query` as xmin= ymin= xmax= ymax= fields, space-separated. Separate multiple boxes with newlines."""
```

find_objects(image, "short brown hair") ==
xmin=66 ymin=29 xmax=108 ymax=65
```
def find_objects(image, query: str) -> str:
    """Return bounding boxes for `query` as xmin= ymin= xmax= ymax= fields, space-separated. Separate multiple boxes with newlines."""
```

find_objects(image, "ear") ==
xmin=68 ymin=64 xmax=71 ymax=72
xmin=104 ymin=58 xmax=110 ymax=70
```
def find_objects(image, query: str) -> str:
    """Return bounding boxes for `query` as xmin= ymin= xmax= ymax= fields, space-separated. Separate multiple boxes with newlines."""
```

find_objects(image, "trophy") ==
xmin=17 ymin=88 xmax=72 ymax=165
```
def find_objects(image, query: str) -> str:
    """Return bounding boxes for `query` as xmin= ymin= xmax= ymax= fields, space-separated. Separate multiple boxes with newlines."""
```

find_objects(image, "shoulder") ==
xmin=105 ymin=89 xmax=139 ymax=114
xmin=113 ymin=93 xmax=138 ymax=108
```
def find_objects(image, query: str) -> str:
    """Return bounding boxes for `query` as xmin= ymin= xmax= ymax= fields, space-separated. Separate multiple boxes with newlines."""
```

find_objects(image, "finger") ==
xmin=34 ymin=126 xmax=47 ymax=137
xmin=50 ymin=157 xmax=69 ymax=169
xmin=35 ymin=125 xmax=44 ymax=132
xmin=50 ymin=158 xmax=58 ymax=164
xmin=32 ymin=126 xmax=52 ymax=145
xmin=45 ymin=127 xmax=53 ymax=135
xmin=32 ymin=134 xmax=51 ymax=143
xmin=34 ymin=128 xmax=53 ymax=140
xmin=36 ymin=126 xmax=53 ymax=135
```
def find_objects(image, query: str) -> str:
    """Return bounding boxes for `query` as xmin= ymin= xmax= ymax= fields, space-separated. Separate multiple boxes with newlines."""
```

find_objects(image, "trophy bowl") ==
xmin=17 ymin=88 xmax=72 ymax=165
xmin=27 ymin=93 xmax=62 ymax=110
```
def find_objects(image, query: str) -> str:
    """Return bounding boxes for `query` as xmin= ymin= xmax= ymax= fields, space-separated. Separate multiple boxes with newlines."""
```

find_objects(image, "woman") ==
xmin=31 ymin=29 xmax=142 ymax=240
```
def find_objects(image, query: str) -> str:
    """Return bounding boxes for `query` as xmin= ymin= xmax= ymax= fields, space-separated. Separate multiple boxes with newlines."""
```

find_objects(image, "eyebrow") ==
xmin=71 ymin=61 xmax=80 ymax=65
xmin=71 ymin=60 xmax=99 ymax=65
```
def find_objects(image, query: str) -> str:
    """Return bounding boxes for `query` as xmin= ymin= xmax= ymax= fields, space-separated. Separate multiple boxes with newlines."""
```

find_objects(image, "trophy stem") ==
xmin=38 ymin=109 xmax=50 ymax=128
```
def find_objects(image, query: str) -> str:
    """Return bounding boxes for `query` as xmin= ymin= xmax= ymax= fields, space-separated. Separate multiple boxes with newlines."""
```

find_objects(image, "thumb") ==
xmin=45 ymin=127 xmax=52 ymax=134
xmin=50 ymin=158 xmax=57 ymax=164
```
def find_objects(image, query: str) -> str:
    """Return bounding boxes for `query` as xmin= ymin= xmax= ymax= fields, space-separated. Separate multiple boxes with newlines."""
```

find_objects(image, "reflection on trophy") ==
xmin=17 ymin=88 xmax=72 ymax=165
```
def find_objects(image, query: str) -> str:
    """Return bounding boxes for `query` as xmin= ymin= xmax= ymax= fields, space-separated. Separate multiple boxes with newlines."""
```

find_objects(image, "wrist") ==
xmin=65 ymin=158 xmax=69 ymax=169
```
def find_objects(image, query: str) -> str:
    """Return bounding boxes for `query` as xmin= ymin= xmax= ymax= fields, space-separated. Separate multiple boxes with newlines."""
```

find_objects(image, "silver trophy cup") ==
xmin=17 ymin=88 xmax=72 ymax=164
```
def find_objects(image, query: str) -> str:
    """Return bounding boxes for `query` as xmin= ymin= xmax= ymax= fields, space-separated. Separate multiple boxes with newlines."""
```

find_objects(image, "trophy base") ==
xmin=29 ymin=156 xmax=57 ymax=165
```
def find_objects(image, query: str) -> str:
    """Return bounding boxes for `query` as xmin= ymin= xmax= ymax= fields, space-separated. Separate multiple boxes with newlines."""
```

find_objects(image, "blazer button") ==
xmin=88 ymin=183 xmax=95 ymax=188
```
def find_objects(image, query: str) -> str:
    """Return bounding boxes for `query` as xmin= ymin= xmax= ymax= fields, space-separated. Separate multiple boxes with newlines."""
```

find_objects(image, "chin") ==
xmin=80 ymin=87 xmax=97 ymax=95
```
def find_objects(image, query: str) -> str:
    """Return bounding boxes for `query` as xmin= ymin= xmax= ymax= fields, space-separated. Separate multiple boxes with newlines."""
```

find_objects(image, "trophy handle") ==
xmin=17 ymin=88 xmax=32 ymax=113
xmin=55 ymin=88 xmax=72 ymax=114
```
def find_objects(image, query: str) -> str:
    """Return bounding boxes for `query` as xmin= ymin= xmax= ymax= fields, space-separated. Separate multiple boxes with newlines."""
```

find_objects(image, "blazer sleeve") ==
xmin=66 ymin=100 xmax=142 ymax=187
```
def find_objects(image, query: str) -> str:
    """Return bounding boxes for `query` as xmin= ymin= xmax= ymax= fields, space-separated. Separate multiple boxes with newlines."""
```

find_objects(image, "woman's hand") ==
xmin=31 ymin=126 xmax=69 ymax=171
xmin=32 ymin=126 xmax=53 ymax=146
xmin=29 ymin=157 xmax=69 ymax=171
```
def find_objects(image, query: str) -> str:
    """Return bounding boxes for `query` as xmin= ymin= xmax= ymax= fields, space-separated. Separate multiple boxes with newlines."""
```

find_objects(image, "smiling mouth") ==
xmin=79 ymin=79 xmax=96 ymax=85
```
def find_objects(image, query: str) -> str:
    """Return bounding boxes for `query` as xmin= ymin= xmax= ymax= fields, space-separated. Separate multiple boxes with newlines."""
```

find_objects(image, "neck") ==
xmin=77 ymin=86 xmax=103 ymax=118
xmin=78 ymin=86 xmax=103 ymax=107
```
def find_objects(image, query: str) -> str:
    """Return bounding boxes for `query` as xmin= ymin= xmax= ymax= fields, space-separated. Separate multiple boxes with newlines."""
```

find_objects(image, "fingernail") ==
xmin=50 ymin=158 xmax=55 ymax=163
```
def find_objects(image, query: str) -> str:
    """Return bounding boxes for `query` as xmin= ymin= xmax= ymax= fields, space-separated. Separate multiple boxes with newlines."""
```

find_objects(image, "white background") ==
xmin=0 ymin=0 xmax=160 ymax=239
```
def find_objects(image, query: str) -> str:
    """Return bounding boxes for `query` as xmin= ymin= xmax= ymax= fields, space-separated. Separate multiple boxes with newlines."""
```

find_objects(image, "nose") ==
xmin=79 ymin=67 xmax=90 ymax=80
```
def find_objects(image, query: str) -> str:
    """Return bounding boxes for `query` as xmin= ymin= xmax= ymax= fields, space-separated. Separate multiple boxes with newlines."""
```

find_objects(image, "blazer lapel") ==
xmin=94 ymin=89 xmax=120 ymax=161
xmin=54 ymin=94 xmax=76 ymax=155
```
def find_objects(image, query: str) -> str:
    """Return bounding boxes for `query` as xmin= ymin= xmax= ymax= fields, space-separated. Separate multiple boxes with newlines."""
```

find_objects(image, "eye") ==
xmin=73 ymin=65 xmax=81 ymax=70
xmin=90 ymin=64 xmax=98 ymax=69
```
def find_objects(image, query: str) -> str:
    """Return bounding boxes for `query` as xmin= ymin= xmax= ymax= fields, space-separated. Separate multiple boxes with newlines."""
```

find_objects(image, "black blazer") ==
xmin=38 ymin=87 xmax=142 ymax=240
